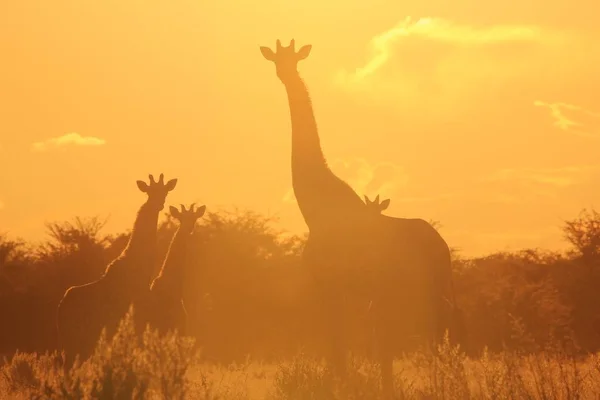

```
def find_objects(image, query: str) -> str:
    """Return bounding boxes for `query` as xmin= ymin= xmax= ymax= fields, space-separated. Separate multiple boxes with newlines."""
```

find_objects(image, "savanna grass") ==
xmin=3 ymin=314 xmax=600 ymax=399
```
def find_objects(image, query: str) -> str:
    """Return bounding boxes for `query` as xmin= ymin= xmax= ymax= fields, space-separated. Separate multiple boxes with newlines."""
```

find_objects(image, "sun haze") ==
xmin=0 ymin=0 xmax=599 ymax=256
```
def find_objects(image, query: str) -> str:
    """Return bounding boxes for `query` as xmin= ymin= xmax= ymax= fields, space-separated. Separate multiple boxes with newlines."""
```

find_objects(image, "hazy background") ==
xmin=1 ymin=0 xmax=599 ymax=256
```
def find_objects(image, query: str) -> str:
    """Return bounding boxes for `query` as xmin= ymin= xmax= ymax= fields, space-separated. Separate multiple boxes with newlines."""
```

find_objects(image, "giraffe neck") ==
xmin=150 ymin=225 xmax=191 ymax=298
xmin=284 ymin=75 xmax=327 ymax=170
xmin=117 ymin=200 xmax=159 ymax=282
xmin=283 ymin=74 xmax=365 ymax=229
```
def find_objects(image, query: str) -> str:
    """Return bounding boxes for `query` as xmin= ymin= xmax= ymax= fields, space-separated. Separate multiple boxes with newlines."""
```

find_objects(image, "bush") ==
xmin=5 ymin=207 xmax=600 ymax=363
xmin=0 ymin=307 xmax=198 ymax=399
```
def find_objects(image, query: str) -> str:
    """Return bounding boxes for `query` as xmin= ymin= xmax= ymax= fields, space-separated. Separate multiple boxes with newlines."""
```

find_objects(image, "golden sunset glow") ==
xmin=1 ymin=0 xmax=599 ymax=256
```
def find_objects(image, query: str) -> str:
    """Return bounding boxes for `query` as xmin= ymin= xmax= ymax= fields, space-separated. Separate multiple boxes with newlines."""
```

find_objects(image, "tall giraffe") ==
xmin=148 ymin=203 xmax=206 ymax=336
xmin=260 ymin=38 xmax=366 ymax=375
xmin=261 ymin=39 xmax=463 ymax=397
xmin=56 ymin=174 xmax=177 ymax=365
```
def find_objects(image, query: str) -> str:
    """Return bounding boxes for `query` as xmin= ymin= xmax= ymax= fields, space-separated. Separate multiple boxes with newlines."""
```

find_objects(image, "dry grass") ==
xmin=3 ymin=311 xmax=600 ymax=399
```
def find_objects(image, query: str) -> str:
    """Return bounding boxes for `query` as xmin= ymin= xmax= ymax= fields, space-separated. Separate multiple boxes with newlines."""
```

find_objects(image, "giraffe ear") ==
xmin=136 ymin=180 xmax=149 ymax=193
xmin=196 ymin=205 xmax=207 ymax=218
xmin=297 ymin=45 xmax=312 ymax=60
xmin=165 ymin=179 xmax=178 ymax=192
xmin=380 ymin=199 xmax=390 ymax=211
xmin=169 ymin=205 xmax=181 ymax=219
xmin=260 ymin=46 xmax=276 ymax=61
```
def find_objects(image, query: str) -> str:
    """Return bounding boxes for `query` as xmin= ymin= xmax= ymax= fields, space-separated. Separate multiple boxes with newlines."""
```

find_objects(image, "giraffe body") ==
xmin=56 ymin=174 xmax=177 ymax=365
xmin=148 ymin=203 xmax=206 ymax=335
xmin=261 ymin=40 xmax=463 ymax=397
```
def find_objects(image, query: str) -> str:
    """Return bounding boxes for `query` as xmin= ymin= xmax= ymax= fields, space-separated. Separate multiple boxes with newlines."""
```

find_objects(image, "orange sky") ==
xmin=1 ymin=0 xmax=599 ymax=257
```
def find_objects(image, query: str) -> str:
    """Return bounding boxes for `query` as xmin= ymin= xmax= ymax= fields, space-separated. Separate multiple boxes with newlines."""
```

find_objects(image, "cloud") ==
xmin=486 ymin=166 xmax=597 ymax=187
xmin=334 ymin=16 xmax=569 ymax=108
xmin=282 ymin=158 xmax=407 ymax=204
xmin=32 ymin=133 xmax=106 ymax=152
xmin=534 ymin=101 xmax=600 ymax=138
xmin=448 ymin=227 xmax=564 ymax=256
xmin=389 ymin=192 xmax=461 ymax=204
xmin=345 ymin=17 xmax=547 ymax=82
xmin=383 ymin=165 xmax=600 ymax=255
xmin=277 ymin=160 xmax=600 ymax=256
xmin=281 ymin=162 xmax=597 ymax=209
xmin=465 ymin=165 xmax=600 ymax=205
xmin=386 ymin=165 xmax=600 ymax=208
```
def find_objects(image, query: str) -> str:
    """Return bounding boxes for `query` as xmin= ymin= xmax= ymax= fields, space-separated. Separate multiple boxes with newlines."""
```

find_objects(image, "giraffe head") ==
xmin=169 ymin=203 xmax=206 ymax=233
xmin=136 ymin=174 xmax=178 ymax=211
xmin=364 ymin=195 xmax=390 ymax=215
xmin=260 ymin=39 xmax=312 ymax=83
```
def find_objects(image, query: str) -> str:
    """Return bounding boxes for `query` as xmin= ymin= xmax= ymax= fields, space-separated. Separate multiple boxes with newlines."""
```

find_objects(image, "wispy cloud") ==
xmin=534 ymin=101 xmax=600 ymax=138
xmin=448 ymin=227 xmax=563 ymax=256
xmin=282 ymin=158 xmax=407 ymax=204
xmin=390 ymin=192 xmax=461 ymax=204
xmin=346 ymin=17 xmax=547 ymax=82
xmin=331 ymin=158 xmax=407 ymax=198
xmin=388 ymin=166 xmax=600 ymax=207
xmin=334 ymin=17 xmax=567 ymax=106
xmin=281 ymin=163 xmax=597 ymax=208
xmin=486 ymin=166 xmax=597 ymax=187
xmin=475 ymin=165 xmax=600 ymax=204
xmin=32 ymin=133 xmax=106 ymax=152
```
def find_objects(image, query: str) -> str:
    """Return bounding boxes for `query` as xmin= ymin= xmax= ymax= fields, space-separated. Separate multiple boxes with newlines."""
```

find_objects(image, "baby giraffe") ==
xmin=148 ymin=203 xmax=206 ymax=336
xmin=364 ymin=195 xmax=390 ymax=215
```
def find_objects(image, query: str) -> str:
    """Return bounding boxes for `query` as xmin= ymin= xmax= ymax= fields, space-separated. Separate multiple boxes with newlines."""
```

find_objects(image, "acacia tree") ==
xmin=562 ymin=208 xmax=600 ymax=266
xmin=33 ymin=216 xmax=121 ymax=294
xmin=36 ymin=216 xmax=111 ymax=261
xmin=0 ymin=234 xmax=32 ymax=293
xmin=0 ymin=235 xmax=29 ymax=267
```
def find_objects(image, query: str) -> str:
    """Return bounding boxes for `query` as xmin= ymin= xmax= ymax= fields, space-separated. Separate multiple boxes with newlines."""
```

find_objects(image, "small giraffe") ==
xmin=364 ymin=195 xmax=390 ymax=214
xmin=56 ymin=174 xmax=177 ymax=365
xmin=148 ymin=203 xmax=206 ymax=336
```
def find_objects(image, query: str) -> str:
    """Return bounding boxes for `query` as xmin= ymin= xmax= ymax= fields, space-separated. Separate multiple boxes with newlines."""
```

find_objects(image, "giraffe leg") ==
xmin=332 ymin=332 xmax=347 ymax=379
xmin=435 ymin=291 xmax=454 ymax=346
xmin=377 ymin=326 xmax=394 ymax=399
xmin=381 ymin=355 xmax=394 ymax=399
xmin=179 ymin=299 xmax=189 ymax=336
xmin=326 ymin=303 xmax=347 ymax=379
xmin=316 ymin=288 xmax=346 ymax=384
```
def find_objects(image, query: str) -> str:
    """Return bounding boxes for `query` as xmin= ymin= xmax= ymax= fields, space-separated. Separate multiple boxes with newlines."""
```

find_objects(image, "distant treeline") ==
xmin=2 ymin=207 xmax=600 ymax=362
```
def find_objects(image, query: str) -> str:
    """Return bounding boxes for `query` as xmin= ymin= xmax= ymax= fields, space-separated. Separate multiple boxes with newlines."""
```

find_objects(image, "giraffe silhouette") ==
xmin=148 ymin=203 xmax=206 ymax=336
xmin=261 ymin=39 xmax=463 ymax=397
xmin=364 ymin=194 xmax=390 ymax=214
xmin=56 ymin=173 xmax=177 ymax=365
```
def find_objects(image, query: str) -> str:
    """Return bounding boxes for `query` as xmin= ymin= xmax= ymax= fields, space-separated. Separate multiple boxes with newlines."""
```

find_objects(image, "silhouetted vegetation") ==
xmin=4 ymin=207 xmax=600 ymax=398
xmin=2 ymin=207 xmax=600 ymax=364
xmin=4 ymin=302 xmax=600 ymax=399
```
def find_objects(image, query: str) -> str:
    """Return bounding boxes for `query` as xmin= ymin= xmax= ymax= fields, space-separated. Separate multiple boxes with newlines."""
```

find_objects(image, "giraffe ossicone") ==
xmin=169 ymin=203 xmax=206 ymax=221
xmin=260 ymin=39 xmax=312 ymax=82
xmin=364 ymin=194 xmax=391 ymax=214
